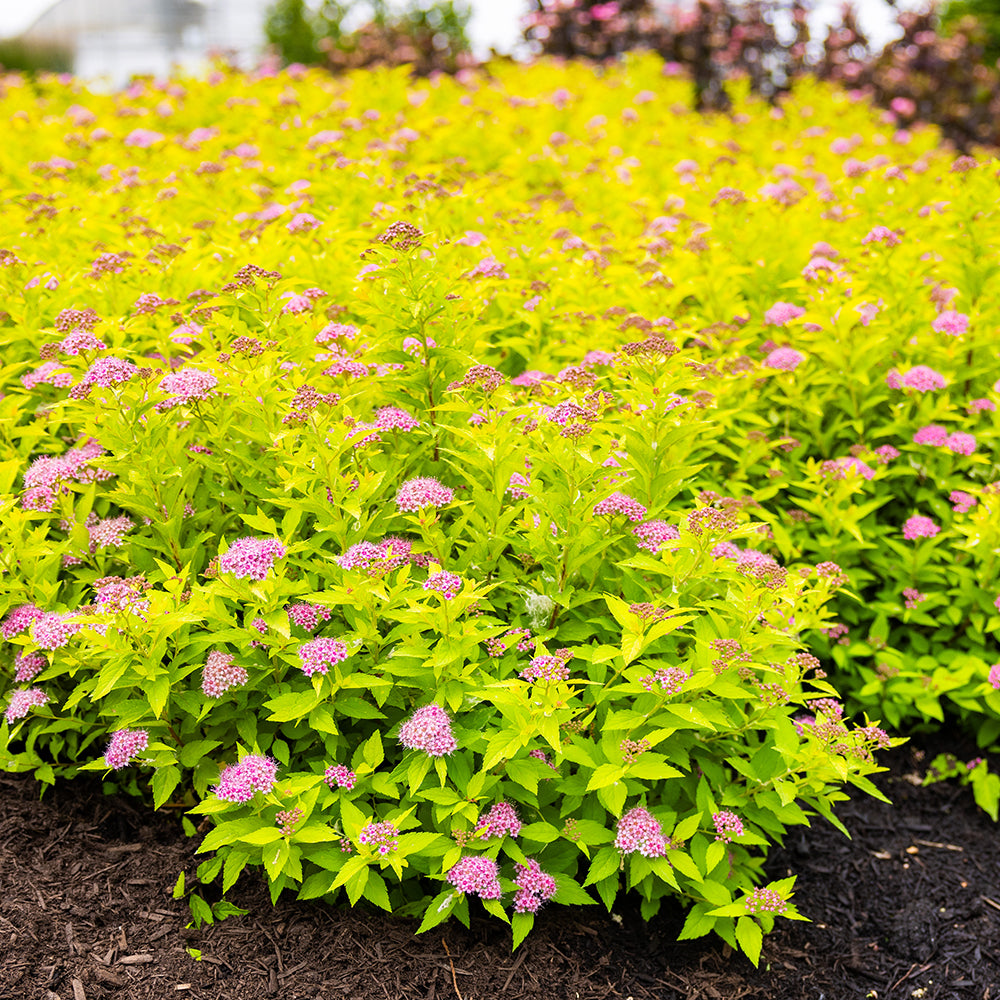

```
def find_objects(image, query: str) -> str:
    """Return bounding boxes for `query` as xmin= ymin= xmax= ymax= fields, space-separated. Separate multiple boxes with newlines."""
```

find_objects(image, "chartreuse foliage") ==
xmin=0 ymin=54 xmax=994 ymax=961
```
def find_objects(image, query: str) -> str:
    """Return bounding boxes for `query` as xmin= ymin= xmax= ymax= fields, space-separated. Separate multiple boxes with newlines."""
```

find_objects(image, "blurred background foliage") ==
xmin=264 ymin=0 xmax=473 ymax=75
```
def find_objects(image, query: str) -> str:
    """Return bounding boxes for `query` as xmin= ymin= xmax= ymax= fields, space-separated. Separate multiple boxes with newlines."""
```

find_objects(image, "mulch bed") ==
xmin=2 ymin=733 xmax=998 ymax=1000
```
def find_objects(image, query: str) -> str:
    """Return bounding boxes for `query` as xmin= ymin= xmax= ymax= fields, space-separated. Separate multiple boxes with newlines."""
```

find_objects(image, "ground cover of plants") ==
xmin=2 ymin=53 xmax=999 ymax=975
xmin=3 ymin=731 xmax=998 ymax=1000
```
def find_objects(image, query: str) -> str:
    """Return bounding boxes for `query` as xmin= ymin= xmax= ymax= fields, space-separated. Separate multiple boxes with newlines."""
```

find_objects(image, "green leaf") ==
xmin=188 ymin=894 xmax=214 ymax=929
xmin=172 ymin=870 xmax=185 ymax=899
xmin=333 ymin=696 xmax=385 ymax=720
xmin=262 ymin=838 xmax=290 ymax=882
xmin=550 ymin=872 xmax=595 ymax=906
xmin=339 ymin=798 xmax=367 ymax=840
xmin=294 ymin=823 xmax=338 ymax=844
xmin=211 ymin=900 xmax=249 ymax=922
xmin=364 ymin=871 xmax=392 ymax=911
xmin=152 ymin=765 xmax=181 ymax=810
xmin=511 ymin=911 xmax=534 ymax=949
xmin=298 ymin=870 xmax=336 ymax=900
xmin=223 ymin=851 xmax=250 ymax=892
xmin=668 ymin=850 xmax=703 ymax=883
xmin=583 ymin=847 xmax=620 ymax=887
xmin=198 ymin=817 xmax=264 ymax=854
xmin=417 ymin=890 xmax=458 ymax=934
xmin=519 ymin=822 xmax=559 ymax=844
xmin=148 ymin=675 xmax=171 ymax=718
xmin=671 ymin=813 xmax=702 ymax=843
xmin=179 ymin=740 xmax=221 ymax=768
xmin=595 ymin=873 xmax=618 ymax=911
xmin=197 ymin=855 xmax=223 ymax=884
xmin=596 ymin=781 xmax=627 ymax=817
xmin=263 ymin=690 xmax=321 ymax=723
xmin=705 ymin=839 xmax=726 ymax=874
xmin=332 ymin=854 xmax=369 ymax=890
xmin=239 ymin=826 xmax=284 ymax=846
xmin=586 ymin=763 xmax=627 ymax=791
xmin=625 ymin=757 xmax=683 ymax=781
xmin=678 ymin=903 xmax=715 ymax=940
xmin=736 ymin=916 xmax=763 ymax=966
xmin=363 ymin=731 xmax=384 ymax=769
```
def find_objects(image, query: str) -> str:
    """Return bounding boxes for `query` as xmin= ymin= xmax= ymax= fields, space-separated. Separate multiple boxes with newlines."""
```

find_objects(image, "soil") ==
xmin=1 ymin=734 xmax=998 ymax=1000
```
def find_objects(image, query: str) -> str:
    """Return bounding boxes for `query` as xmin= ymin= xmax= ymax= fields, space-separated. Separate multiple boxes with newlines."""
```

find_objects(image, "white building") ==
xmin=19 ymin=0 xmax=273 ymax=83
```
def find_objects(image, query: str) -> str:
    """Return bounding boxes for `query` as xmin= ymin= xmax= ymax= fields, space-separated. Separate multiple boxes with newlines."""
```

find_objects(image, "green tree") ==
xmin=264 ymin=0 xmax=321 ymax=65
xmin=940 ymin=0 xmax=1000 ymax=66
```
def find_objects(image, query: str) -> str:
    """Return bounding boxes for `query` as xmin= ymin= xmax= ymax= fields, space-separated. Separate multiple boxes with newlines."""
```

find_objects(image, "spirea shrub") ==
xmin=7 ymin=54 xmax=996 ymax=962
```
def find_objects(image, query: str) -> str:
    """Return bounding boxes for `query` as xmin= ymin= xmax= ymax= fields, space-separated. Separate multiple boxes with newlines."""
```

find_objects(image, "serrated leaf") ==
xmin=583 ymin=847 xmax=620 ymax=887
xmin=239 ymin=826 xmax=284 ymax=846
xmin=586 ymin=763 xmax=626 ymax=791
xmin=152 ymin=765 xmax=181 ymax=810
xmin=417 ymin=890 xmax=458 ymax=934
xmin=550 ymin=872 xmax=596 ymax=906
xmin=736 ymin=916 xmax=763 ymax=966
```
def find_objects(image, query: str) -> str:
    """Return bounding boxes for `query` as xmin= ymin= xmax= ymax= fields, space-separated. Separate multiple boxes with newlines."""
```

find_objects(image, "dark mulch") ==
xmin=2 ymin=735 xmax=998 ymax=1000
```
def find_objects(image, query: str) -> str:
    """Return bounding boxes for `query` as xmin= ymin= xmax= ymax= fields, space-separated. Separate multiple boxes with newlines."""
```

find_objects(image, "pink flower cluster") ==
xmin=901 ymin=365 xmax=947 ymax=392
xmin=513 ymin=859 xmax=557 ymax=914
xmin=202 ymin=651 xmax=249 ymax=698
xmin=446 ymin=855 xmax=502 ymax=898
xmin=632 ymin=520 xmax=680 ymax=553
xmin=990 ymin=664 xmax=1000 ymax=690
xmin=22 ymin=438 xmax=113 ymax=511
xmin=287 ymin=602 xmax=332 ymax=631
xmin=640 ymin=667 xmax=690 ymax=696
xmin=398 ymin=704 xmax=457 ymax=757
xmin=214 ymin=754 xmax=278 ymax=803
xmin=713 ymin=811 xmax=744 ymax=842
xmin=4 ymin=687 xmax=49 ymax=724
xmin=59 ymin=330 xmax=106 ymax=355
xmin=903 ymin=587 xmax=927 ymax=609
xmin=946 ymin=432 xmax=976 ymax=456
xmin=950 ymin=490 xmax=977 ymax=513
xmin=745 ymin=887 xmax=787 ymax=914
xmin=81 ymin=356 xmax=137 ymax=388
xmin=913 ymin=425 xmax=948 ymax=446
xmin=374 ymin=406 xmax=419 ymax=432
xmin=324 ymin=764 xmax=356 ymax=790
xmin=93 ymin=575 xmax=149 ymax=615
xmin=337 ymin=536 xmax=417 ymax=574
xmin=358 ymin=820 xmax=399 ymax=855
xmin=520 ymin=655 xmax=571 ymax=683
xmin=486 ymin=627 xmax=533 ymax=657
xmin=31 ymin=612 xmax=81 ymax=650
xmin=821 ymin=456 xmax=875 ymax=480
xmin=22 ymin=361 xmax=72 ymax=389
xmin=104 ymin=728 xmax=149 ymax=769
xmin=423 ymin=571 xmax=463 ymax=600
xmin=932 ymin=310 xmax=969 ymax=336
xmin=862 ymin=225 xmax=901 ymax=247
xmin=298 ymin=637 xmax=349 ymax=677
xmin=395 ymin=477 xmax=453 ymax=513
xmin=157 ymin=368 xmax=218 ymax=406
xmin=1 ymin=603 xmax=44 ymax=639
xmin=14 ymin=652 xmax=47 ymax=683
xmin=903 ymin=515 xmax=940 ymax=541
xmin=86 ymin=514 xmax=134 ymax=553
xmin=615 ymin=806 xmax=667 ymax=857
xmin=763 ymin=302 xmax=805 ymax=326
xmin=765 ymin=347 xmax=805 ymax=371
xmin=593 ymin=492 xmax=647 ymax=521
xmin=218 ymin=536 xmax=286 ymax=581
xmin=476 ymin=801 xmax=522 ymax=839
